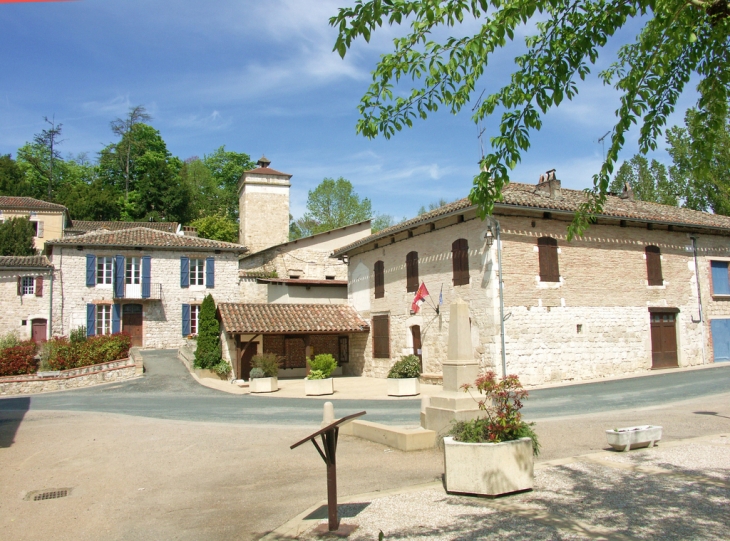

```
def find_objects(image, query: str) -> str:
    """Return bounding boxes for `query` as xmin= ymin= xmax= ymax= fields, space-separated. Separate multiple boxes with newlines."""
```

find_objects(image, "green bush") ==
xmin=249 ymin=367 xmax=265 ymax=379
xmin=194 ymin=295 xmax=221 ymax=369
xmin=70 ymin=326 xmax=87 ymax=344
xmin=387 ymin=355 xmax=421 ymax=379
xmin=45 ymin=333 xmax=131 ymax=371
xmin=250 ymin=352 xmax=281 ymax=377
xmin=306 ymin=354 xmax=337 ymax=380
xmin=211 ymin=361 xmax=231 ymax=377
xmin=0 ymin=331 xmax=20 ymax=352
xmin=0 ymin=340 xmax=38 ymax=376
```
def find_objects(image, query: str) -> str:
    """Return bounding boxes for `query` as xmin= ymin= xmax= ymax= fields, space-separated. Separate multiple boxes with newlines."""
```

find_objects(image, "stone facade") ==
xmin=0 ymin=263 xmax=54 ymax=342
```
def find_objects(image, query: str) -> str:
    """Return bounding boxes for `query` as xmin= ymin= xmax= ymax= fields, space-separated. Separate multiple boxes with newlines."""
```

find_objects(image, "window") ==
xmin=190 ymin=259 xmax=205 ymax=286
xmin=30 ymin=220 xmax=44 ymax=238
xmin=190 ymin=305 xmax=201 ymax=336
xmin=374 ymin=260 xmax=385 ymax=299
xmin=372 ymin=315 xmax=390 ymax=358
xmin=126 ymin=257 xmax=141 ymax=285
xmin=21 ymin=276 xmax=34 ymax=295
xmin=97 ymin=257 xmax=113 ymax=285
xmin=645 ymin=246 xmax=663 ymax=286
xmin=96 ymin=305 xmax=112 ymax=336
xmin=452 ymin=239 xmax=469 ymax=286
xmin=538 ymin=237 xmax=560 ymax=282
xmin=406 ymin=251 xmax=419 ymax=292
xmin=711 ymin=261 xmax=730 ymax=295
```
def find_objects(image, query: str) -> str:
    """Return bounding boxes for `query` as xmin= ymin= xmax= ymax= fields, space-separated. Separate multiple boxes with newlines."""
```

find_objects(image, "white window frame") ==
xmin=96 ymin=304 xmax=112 ymax=335
xmin=190 ymin=304 xmax=201 ymax=336
xmin=21 ymin=276 xmax=35 ymax=295
xmin=126 ymin=257 xmax=141 ymax=285
xmin=190 ymin=258 xmax=205 ymax=286
xmin=97 ymin=256 xmax=113 ymax=286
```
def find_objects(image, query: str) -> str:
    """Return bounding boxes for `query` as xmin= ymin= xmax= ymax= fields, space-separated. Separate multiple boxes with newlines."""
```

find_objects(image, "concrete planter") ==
xmin=387 ymin=377 xmax=420 ymax=397
xmin=605 ymin=425 xmax=662 ymax=452
xmin=304 ymin=377 xmax=334 ymax=396
xmin=443 ymin=436 xmax=534 ymax=497
xmin=250 ymin=376 xmax=278 ymax=393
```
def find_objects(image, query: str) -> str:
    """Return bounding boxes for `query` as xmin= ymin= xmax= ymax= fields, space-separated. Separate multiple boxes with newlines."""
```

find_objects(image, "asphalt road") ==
xmin=1 ymin=349 xmax=729 ymax=424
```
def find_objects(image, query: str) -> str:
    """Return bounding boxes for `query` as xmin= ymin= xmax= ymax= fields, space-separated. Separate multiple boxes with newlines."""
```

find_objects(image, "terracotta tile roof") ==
xmin=256 ymin=278 xmax=348 ymax=286
xmin=66 ymin=220 xmax=179 ymax=234
xmin=0 ymin=255 xmax=53 ymax=269
xmin=333 ymin=182 xmax=730 ymax=256
xmin=245 ymin=166 xmax=292 ymax=177
xmin=0 ymin=196 xmax=68 ymax=212
xmin=217 ymin=303 xmax=370 ymax=334
xmin=46 ymin=227 xmax=247 ymax=252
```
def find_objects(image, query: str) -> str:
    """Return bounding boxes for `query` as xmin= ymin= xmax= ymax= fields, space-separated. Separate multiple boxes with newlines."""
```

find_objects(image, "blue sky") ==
xmin=0 ymin=0 xmax=701 ymax=221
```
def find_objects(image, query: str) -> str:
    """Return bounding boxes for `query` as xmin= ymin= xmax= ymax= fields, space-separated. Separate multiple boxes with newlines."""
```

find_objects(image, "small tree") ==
xmin=0 ymin=217 xmax=37 ymax=256
xmin=190 ymin=213 xmax=238 ymax=243
xmin=194 ymin=294 xmax=221 ymax=370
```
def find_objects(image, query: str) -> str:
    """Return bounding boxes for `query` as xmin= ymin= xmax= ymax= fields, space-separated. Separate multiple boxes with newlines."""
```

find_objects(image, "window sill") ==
xmin=647 ymin=284 xmax=666 ymax=290
xmin=95 ymin=284 xmax=113 ymax=289
xmin=537 ymin=279 xmax=562 ymax=289
xmin=712 ymin=294 xmax=730 ymax=300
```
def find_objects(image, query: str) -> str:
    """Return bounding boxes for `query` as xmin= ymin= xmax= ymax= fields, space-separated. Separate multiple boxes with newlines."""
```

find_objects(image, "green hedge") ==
xmin=45 ymin=333 xmax=132 ymax=371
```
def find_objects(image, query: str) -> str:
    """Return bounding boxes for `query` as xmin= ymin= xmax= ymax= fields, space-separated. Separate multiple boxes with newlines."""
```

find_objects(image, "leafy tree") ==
xmin=31 ymin=117 xmax=63 ymax=200
xmin=417 ymin=198 xmax=450 ymax=216
xmin=190 ymin=213 xmax=239 ymax=243
xmin=194 ymin=294 xmax=221 ymax=370
xmin=0 ymin=217 xmax=37 ymax=256
xmin=0 ymin=155 xmax=29 ymax=197
xmin=180 ymin=158 xmax=219 ymax=218
xmin=110 ymin=105 xmax=152 ymax=200
xmin=202 ymin=146 xmax=255 ymax=219
xmin=293 ymin=177 xmax=372 ymax=238
xmin=608 ymin=155 xmax=677 ymax=205
xmin=331 ymin=0 xmax=730 ymax=238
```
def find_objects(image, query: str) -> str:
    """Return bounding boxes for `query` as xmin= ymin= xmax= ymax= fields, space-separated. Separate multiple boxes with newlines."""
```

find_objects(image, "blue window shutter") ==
xmin=142 ymin=256 xmax=151 ymax=298
xmin=112 ymin=303 xmax=121 ymax=334
xmin=180 ymin=257 xmax=190 ymax=288
xmin=711 ymin=319 xmax=730 ymax=362
xmin=182 ymin=304 xmax=191 ymax=336
xmin=86 ymin=304 xmax=96 ymax=336
xmin=114 ymin=255 xmax=125 ymax=298
xmin=86 ymin=254 xmax=96 ymax=287
xmin=712 ymin=261 xmax=730 ymax=295
xmin=206 ymin=257 xmax=215 ymax=288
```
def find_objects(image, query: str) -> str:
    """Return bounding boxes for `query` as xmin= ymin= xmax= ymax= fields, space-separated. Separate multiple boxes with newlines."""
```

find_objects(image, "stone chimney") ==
xmin=619 ymin=182 xmax=634 ymax=201
xmin=536 ymin=169 xmax=561 ymax=199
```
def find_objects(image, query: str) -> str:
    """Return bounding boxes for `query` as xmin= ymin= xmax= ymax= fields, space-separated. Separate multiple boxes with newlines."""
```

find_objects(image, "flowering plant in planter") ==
xmin=451 ymin=371 xmax=540 ymax=456
xmin=387 ymin=355 xmax=421 ymax=379
xmin=306 ymin=354 xmax=337 ymax=380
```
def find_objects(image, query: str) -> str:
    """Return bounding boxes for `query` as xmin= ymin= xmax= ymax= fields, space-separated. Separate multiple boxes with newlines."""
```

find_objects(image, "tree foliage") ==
xmin=194 ymin=294 xmax=221 ymax=370
xmin=190 ymin=213 xmax=239 ymax=243
xmin=608 ymin=155 xmax=677 ymax=205
xmin=331 ymin=0 xmax=730 ymax=238
xmin=0 ymin=217 xmax=37 ymax=256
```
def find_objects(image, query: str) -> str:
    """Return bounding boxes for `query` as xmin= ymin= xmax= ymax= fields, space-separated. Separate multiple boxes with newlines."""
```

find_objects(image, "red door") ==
xmin=412 ymin=325 xmax=423 ymax=372
xmin=122 ymin=304 xmax=143 ymax=347
xmin=31 ymin=319 xmax=47 ymax=344
xmin=239 ymin=342 xmax=258 ymax=380
xmin=650 ymin=312 xmax=678 ymax=369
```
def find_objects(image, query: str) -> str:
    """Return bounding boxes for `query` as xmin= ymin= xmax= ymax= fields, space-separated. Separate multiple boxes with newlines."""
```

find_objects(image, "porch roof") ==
xmin=217 ymin=303 xmax=370 ymax=335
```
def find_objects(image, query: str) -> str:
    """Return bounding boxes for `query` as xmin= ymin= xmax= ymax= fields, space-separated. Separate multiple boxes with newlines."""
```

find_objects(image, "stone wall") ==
xmin=50 ymin=247 xmax=242 ymax=348
xmin=0 ymin=268 xmax=54 ymax=341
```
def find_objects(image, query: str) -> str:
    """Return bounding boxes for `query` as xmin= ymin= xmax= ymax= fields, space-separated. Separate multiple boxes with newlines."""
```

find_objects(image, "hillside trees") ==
xmin=0 ymin=217 xmax=37 ymax=256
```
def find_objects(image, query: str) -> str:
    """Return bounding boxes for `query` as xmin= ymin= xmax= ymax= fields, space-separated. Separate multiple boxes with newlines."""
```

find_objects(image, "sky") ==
xmin=0 ymin=0 xmax=702 ymax=221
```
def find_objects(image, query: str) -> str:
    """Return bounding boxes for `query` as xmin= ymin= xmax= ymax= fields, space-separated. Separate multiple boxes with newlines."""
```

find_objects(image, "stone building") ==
xmin=0 ymin=256 xmax=55 ymax=342
xmin=332 ymin=175 xmax=730 ymax=385
xmin=0 ymin=196 xmax=70 ymax=251
xmin=45 ymin=228 xmax=246 ymax=349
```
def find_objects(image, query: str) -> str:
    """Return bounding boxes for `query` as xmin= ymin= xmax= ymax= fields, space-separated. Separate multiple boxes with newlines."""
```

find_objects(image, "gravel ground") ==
xmin=299 ymin=437 xmax=730 ymax=540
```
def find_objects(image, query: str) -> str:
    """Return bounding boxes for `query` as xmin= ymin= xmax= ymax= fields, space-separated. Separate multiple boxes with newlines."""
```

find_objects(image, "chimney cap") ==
xmin=257 ymin=155 xmax=271 ymax=168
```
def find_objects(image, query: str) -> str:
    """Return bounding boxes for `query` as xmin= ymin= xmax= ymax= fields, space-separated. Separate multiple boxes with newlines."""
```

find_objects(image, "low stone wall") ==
xmin=0 ymin=355 xmax=143 ymax=396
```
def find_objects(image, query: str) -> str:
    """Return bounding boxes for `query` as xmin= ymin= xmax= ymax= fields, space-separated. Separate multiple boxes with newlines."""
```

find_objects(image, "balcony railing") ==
xmin=115 ymin=283 xmax=162 ymax=300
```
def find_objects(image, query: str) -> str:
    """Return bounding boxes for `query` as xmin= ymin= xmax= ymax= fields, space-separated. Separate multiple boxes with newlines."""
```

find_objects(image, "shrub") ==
xmin=250 ymin=352 xmax=281 ymax=377
xmin=45 ymin=333 xmax=131 ymax=371
xmin=211 ymin=360 xmax=231 ymax=377
xmin=387 ymin=355 xmax=421 ymax=379
xmin=70 ymin=326 xmax=87 ymax=344
xmin=0 ymin=340 xmax=39 ymax=376
xmin=0 ymin=331 xmax=20 ymax=352
xmin=306 ymin=354 xmax=337 ymax=380
xmin=194 ymin=295 xmax=221 ymax=370
xmin=449 ymin=372 xmax=540 ymax=456
xmin=249 ymin=367 xmax=265 ymax=379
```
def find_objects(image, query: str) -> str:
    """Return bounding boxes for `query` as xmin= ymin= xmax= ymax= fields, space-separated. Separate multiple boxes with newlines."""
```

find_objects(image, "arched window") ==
xmin=537 ymin=237 xmax=560 ymax=282
xmin=645 ymin=245 xmax=663 ymax=286
xmin=374 ymin=260 xmax=385 ymax=298
xmin=452 ymin=239 xmax=469 ymax=286
xmin=406 ymin=251 xmax=419 ymax=292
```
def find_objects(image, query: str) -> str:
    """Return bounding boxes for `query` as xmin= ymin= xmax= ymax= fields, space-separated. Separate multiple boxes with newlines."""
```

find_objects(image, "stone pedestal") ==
xmin=422 ymin=298 xmax=483 ymax=435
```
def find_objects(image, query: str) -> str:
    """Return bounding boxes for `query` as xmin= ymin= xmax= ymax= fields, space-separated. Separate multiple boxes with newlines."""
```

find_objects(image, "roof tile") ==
xmin=0 ymin=255 xmax=53 ymax=269
xmin=217 ymin=303 xmax=369 ymax=334
xmin=66 ymin=220 xmax=179 ymax=234
xmin=0 ymin=196 xmax=68 ymax=212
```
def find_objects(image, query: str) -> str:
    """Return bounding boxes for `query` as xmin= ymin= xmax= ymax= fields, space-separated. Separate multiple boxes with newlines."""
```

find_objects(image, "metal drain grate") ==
xmin=25 ymin=488 xmax=72 ymax=502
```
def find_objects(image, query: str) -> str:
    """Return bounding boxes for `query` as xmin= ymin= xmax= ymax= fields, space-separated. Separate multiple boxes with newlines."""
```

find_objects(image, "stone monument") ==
xmin=422 ymin=297 xmax=483 ymax=435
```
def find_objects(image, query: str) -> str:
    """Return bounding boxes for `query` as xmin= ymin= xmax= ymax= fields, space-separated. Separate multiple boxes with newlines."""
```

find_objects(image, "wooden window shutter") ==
xmin=35 ymin=276 xmax=43 ymax=297
xmin=17 ymin=276 xmax=21 ymax=296
xmin=538 ymin=237 xmax=559 ymax=282
xmin=372 ymin=315 xmax=390 ymax=358
xmin=645 ymin=245 xmax=663 ymax=286
xmin=374 ymin=260 xmax=385 ymax=299
xmin=452 ymin=239 xmax=469 ymax=286
xmin=406 ymin=251 xmax=419 ymax=292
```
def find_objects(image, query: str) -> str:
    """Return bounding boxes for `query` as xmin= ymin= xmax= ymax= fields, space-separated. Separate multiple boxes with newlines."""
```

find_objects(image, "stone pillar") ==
xmin=422 ymin=298 xmax=482 ymax=435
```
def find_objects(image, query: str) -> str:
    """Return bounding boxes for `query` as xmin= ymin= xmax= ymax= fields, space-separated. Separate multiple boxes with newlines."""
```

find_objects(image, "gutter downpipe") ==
xmin=48 ymin=267 xmax=53 ymax=341
xmin=690 ymin=236 xmax=707 ymax=364
xmin=496 ymin=221 xmax=507 ymax=379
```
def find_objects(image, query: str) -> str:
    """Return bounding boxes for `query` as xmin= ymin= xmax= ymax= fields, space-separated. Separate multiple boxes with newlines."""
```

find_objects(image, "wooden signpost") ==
xmin=291 ymin=411 xmax=366 ymax=532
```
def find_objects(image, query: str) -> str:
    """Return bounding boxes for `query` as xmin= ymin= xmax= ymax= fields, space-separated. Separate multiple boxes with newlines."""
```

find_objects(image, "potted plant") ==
xmin=444 ymin=371 xmax=540 ymax=497
xmin=605 ymin=425 xmax=663 ymax=452
xmin=304 ymin=354 xmax=338 ymax=396
xmin=249 ymin=353 xmax=281 ymax=393
xmin=387 ymin=355 xmax=421 ymax=397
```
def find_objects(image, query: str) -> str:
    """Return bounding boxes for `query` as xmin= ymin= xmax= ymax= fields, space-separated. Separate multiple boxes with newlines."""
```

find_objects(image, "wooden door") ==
xmin=122 ymin=304 xmax=143 ymax=347
xmin=239 ymin=342 xmax=258 ymax=380
xmin=411 ymin=325 xmax=423 ymax=372
xmin=650 ymin=312 xmax=678 ymax=369
xmin=31 ymin=319 xmax=47 ymax=344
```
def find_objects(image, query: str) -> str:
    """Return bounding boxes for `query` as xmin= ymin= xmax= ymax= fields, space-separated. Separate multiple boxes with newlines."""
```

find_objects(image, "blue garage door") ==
xmin=711 ymin=319 xmax=730 ymax=362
